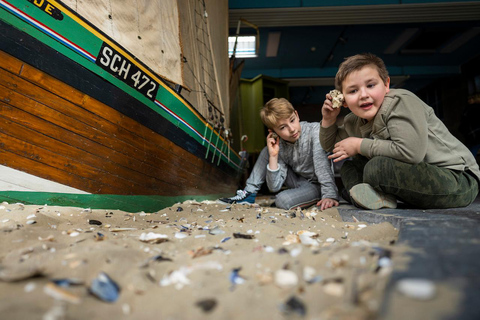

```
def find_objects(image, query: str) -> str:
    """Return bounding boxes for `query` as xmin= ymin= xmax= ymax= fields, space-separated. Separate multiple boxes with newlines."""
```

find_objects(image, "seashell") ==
xmin=323 ymin=282 xmax=344 ymax=297
xmin=396 ymin=278 xmax=436 ymax=300
xmin=188 ymin=247 xmax=213 ymax=259
xmin=280 ymin=296 xmax=306 ymax=316
xmin=160 ymin=269 xmax=191 ymax=289
xmin=209 ymin=226 xmax=225 ymax=235
xmin=275 ymin=269 xmax=298 ymax=287
xmin=89 ymin=272 xmax=120 ymax=303
xmin=44 ymin=282 xmax=81 ymax=304
xmin=88 ymin=219 xmax=102 ymax=225
xmin=303 ymin=266 xmax=320 ymax=283
xmin=51 ymin=278 xmax=84 ymax=287
xmin=298 ymin=230 xmax=320 ymax=246
xmin=175 ymin=232 xmax=188 ymax=239
xmin=24 ymin=282 xmax=36 ymax=293
xmin=233 ymin=233 xmax=255 ymax=239
xmin=230 ymin=268 xmax=246 ymax=286
xmin=329 ymin=89 xmax=344 ymax=108
xmin=196 ymin=298 xmax=217 ymax=313
xmin=94 ymin=232 xmax=105 ymax=241
xmin=139 ymin=232 xmax=168 ymax=244
xmin=38 ymin=235 xmax=55 ymax=242
xmin=110 ymin=227 xmax=137 ymax=232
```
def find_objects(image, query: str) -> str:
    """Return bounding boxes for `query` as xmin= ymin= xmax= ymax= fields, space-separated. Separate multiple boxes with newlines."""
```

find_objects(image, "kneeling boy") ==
xmin=320 ymin=53 xmax=480 ymax=209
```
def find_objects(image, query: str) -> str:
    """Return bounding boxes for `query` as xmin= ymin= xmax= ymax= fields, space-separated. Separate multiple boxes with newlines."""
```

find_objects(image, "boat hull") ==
xmin=0 ymin=2 xmax=243 ymax=211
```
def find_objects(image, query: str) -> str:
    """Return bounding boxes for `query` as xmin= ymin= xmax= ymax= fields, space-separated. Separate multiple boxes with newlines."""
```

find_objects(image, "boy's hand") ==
xmin=321 ymin=93 xmax=342 ymax=128
xmin=267 ymin=130 xmax=280 ymax=170
xmin=316 ymin=198 xmax=339 ymax=210
xmin=328 ymin=137 xmax=362 ymax=162
xmin=267 ymin=130 xmax=280 ymax=157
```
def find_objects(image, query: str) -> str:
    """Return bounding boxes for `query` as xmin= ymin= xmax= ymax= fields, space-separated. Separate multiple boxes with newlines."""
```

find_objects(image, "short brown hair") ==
xmin=260 ymin=98 xmax=295 ymax=129
xmin=335 ymin=53 xmax=389 ymax=91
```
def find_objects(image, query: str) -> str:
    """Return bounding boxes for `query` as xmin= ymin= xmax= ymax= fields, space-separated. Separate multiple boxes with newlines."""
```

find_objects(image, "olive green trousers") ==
xmin=341 ymin=156 xmax=479 ymax=209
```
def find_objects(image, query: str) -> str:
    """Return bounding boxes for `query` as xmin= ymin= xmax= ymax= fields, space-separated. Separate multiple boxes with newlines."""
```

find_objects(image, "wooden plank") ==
xmin=0 ymin=83 xmax=195 ymax=186
xmin=0 ymin=131 xmax=161 ymax=195
xmin=0 ymin=50 xmax=23 ymax=75
xmin=17 ymin=62 xmax=209 ymax=170
xmin=0 ymin=112 xmax=186 ymax=194
xmin=0 ymin=86 xmax=189 ymax=186
xmin=0 ymin=69 xmax=192 ymax=172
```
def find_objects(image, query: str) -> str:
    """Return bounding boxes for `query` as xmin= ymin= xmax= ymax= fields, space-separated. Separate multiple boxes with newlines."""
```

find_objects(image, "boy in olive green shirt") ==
xmin=320 ymin=53 xmax=479 ymax=209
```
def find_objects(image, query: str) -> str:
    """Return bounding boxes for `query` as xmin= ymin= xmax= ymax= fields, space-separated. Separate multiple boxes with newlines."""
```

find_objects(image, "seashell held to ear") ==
xmin=329 ymin=90 xmax=344 ymax=109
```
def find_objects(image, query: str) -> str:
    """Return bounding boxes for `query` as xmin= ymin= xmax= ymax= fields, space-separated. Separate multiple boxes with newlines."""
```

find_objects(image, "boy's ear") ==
xmin=385 ymin=77 xmax=391 ymax=93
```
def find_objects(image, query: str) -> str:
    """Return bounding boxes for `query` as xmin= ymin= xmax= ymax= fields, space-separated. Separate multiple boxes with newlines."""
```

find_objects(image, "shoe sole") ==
xmin=350 ymin=183 xmax=397 ymax=210
xmin=216 ymin=199 xmax=254 ymax=205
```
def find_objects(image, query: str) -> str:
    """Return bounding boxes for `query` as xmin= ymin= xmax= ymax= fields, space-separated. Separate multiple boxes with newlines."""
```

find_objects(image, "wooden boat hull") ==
xmin=0 ymin=1 xmax=243 ymax=211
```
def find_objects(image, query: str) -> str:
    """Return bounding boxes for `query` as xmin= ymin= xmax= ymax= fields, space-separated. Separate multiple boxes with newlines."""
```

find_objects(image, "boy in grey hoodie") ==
xmin=219 ymin=98 xmax=338 ymax=210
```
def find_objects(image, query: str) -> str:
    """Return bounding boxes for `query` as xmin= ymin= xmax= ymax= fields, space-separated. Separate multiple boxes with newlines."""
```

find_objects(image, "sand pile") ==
xmin=0 ymin=200 xmax=401 ymax=319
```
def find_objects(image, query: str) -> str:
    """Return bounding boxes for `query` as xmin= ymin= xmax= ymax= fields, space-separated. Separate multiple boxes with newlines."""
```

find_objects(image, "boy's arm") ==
xmin=265 ymin=131 xmax=288 ymax=192
xmin=320 ymin=122 xmax=342 ymax=152
xmin=313 ymin=128 xmax=339 ymax=200
xmin=360 ymin=93 xmax=428 ymax=163
xmin=265 ymin=160 xmax=288 ymax=193
xmin=320 ymin=93 xmax=349 ymax=152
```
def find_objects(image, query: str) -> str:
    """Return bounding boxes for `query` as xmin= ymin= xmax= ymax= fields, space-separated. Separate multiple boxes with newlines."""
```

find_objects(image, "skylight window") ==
xmin=228 ymin=36 xmax=257 ymax=58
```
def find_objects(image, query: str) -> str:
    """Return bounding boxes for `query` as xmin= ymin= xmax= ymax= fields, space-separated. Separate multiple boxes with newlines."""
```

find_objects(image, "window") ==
xmin=228 ymin=36 xmax=257 ymax=58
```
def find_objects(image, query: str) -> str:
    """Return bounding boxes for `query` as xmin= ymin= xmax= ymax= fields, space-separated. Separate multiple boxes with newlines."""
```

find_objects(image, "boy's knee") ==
xmin=274 ymin=193 xmax=291 ymax=210
xmin=364 ymin=156 xmax=394 ymax=186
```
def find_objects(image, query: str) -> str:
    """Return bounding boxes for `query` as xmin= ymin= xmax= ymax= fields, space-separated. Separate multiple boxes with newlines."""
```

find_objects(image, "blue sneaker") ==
xmin=218 ymin=190 xmax=256 ymax=205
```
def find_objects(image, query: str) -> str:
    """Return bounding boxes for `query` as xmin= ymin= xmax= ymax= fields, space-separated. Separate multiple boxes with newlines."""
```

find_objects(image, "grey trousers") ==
xmin=244 ymin=147 xmax=322 ymax=210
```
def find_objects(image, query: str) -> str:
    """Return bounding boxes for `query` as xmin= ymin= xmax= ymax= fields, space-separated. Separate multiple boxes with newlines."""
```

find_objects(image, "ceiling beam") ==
xmin=229 ymin=2 xmax=480 ymax=28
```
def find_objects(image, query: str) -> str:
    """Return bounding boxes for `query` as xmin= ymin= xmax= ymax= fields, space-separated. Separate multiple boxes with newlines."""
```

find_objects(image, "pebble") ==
xmin=396 ymin=278 xmax=436 ymax=300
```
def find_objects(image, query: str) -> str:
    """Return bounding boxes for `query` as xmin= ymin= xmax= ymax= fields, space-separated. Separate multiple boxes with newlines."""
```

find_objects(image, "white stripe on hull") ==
xmin=0 ymin=165 xmax=90 ymax=194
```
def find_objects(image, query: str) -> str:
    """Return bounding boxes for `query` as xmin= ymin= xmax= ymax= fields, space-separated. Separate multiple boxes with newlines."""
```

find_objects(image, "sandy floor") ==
xmin=0 ymin=200 xmax=403 ymax=319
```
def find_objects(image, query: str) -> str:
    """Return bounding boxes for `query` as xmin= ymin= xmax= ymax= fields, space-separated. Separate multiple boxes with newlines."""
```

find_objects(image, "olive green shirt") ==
xmin=320 ymin=88 xmax=480 ymax=182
